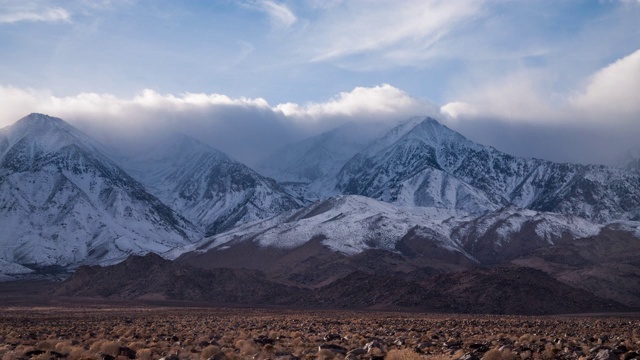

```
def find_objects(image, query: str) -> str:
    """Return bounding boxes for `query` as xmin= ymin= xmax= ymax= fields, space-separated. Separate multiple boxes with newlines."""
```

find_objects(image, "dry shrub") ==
xmin=483 ymin=349 xmax=502 ymax=360
xmin=89 ymin=340 xmax=107 ymax=353
xmin=317 ymin=348 xmax=335 ymax=360
xmin=292 ymin=337 xmax=303 ymax=347
xmin=128 ymin=342 xmax=146 ymax=351
xmin=387 ymin=348 xmax=424 ymax=360
xmin=201 ymin=345 xmax=221 ymax=359
xmin=54 ymin=341 xmax=76 ymax=354
xmin=136 ymin=348 xmax=155 ymax=360
xmin=67 ymin=347 xmax=95 ymax=360
xmin=234 ymin=340 xmax=256 ymax=356
xmin=518 ymin=334 xmax=531 ymax=344
xmin=36 ymin=340 xmax=58 ymax=351
xmin=519 ymin=350 xmax=532 ymax=359
xmin=100 ymin=341 xmax=122 ymax=357
xmin=31 ymin=354 xmax=50 ymax=360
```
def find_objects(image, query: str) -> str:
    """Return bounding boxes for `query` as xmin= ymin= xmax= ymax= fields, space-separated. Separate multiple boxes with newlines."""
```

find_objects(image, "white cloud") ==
xmin=440 ymin=70 xmax=561 ymax=123
xmin=243 ymin=0 xmax=297 ymax=29
xmin=0 ymin=3 xmax=70 ymax=24
xmin=441 ymin=49 xmax=640 ymax=125
xmin=276 ymin=84 xmax=435 ymax=121
xmin=0 ymin=84 xmax=432 ymax=164
xmin=570 ymin=49 xmax=640 ymax=120
xmin=439 ymin=50 xmax=640 ymax=165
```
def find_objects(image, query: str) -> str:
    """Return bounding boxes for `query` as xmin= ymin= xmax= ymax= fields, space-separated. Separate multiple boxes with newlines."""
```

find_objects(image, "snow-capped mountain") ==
xmin=616 ymin=147 xmax=640 ymax=171
xmin=169 ymin=195 xmax=610 ymax=268
xmin=256 ymin=120 xmax=415 ymax=201
xmin=116 ymin=134 xmax=302 ymax=236
xmin=335 ymin=117 xmax=640 ymax=223
xmin=0 ymin=114 xmax=201 ymax=275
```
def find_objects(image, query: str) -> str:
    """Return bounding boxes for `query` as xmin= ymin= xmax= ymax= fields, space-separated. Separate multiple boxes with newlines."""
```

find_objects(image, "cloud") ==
xmin=570 ymin=49 xmax=640 ymax=120
xmin=0 ymin=3 xmax=71 ymax=24
xmin=0 ymin=84 xmax=432 ymax=165
xmin=300 ymin=0 xmax=484 ymax=65
xmin=243 ymin=0 xmax=297 ymax=29
xmin=440 ymin=49 xmax=640 ymax=165
xmin=276 ymin=84 xmax=436 ymax=121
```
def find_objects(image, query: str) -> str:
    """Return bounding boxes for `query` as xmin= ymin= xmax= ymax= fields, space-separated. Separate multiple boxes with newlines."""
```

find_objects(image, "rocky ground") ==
xmin=0 ymin=308 xmax=639 ymax=360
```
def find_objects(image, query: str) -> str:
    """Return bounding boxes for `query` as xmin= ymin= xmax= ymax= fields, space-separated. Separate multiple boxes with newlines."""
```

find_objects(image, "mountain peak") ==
xmin=17 ymin=113 xmax=69 ymax=129
xmin=0 ymin=113 xmax=97 ymax=159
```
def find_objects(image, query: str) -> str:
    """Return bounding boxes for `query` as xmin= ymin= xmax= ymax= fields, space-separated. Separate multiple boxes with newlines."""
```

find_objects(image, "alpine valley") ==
xmin=2 ymin=113 xmax=640 ymax=314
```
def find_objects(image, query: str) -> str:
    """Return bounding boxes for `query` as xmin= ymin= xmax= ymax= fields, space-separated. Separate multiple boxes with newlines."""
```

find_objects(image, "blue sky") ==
xmin=1 ymin=0 xmax=639 ymax=165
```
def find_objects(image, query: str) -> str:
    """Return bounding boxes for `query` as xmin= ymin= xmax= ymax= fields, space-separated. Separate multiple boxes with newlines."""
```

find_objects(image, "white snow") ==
xmin=169 ymin=195 xmax=614 ymax=262
xmin=0 ymin=114 xmax=201 ymax=272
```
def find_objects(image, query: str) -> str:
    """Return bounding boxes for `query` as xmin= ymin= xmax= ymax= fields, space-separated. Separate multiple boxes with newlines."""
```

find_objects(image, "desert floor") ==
xmin=1 ymin=306 xmax=639 ymax=360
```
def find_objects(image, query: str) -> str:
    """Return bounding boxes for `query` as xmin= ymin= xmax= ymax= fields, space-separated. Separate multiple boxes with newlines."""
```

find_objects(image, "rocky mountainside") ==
xmin=256 ymin=122 xmax=387 ymax=184
xmin=57 ymin=253 xmax=625 ymax=315
xmin=0 ymin=114 xmax=200 ymax=275
xmin=335 ymin=117 xmax=640 ymax=223
xmin=256 ymin=121 xmax=403 ymax=201
xmin=169 ymin=195 xmax=637 ymax=293
xmin=513 ymin=222 xmax=640 ymax=306
xmin=116 ymin=134 xmax=302 ymax=236
xmin=618 ymin=148 xmax=640 ymax=171
xmin=57 ymin=253 xmax=304 ymax=304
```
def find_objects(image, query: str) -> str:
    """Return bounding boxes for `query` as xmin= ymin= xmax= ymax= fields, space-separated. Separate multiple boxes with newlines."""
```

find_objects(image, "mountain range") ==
xmin=1 ymin=113 xmax=639 ymax=313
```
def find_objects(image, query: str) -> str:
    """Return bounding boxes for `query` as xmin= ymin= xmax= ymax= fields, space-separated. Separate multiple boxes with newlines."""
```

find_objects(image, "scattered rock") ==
xmin=98 ymin=353 xmax=115 ymax=360
xmin=319 ymin=344 xmax=347 ymax=354
xmin=595 ymin=349 xmax=619 ymax=360
xmin=347 ymin=348 xmax=367 ymax=356
xmin=119 ymin=346 xmax=137 ymax=359
xmin=445 ymin=341 xmax=462 ymax=348
xmin=468 ymin=343 xmax=489 ymax=353
xmin=458 ymin=353 xmax=480 ymax=360
xmin=274 ymin=351 xmax=299 ymax=360
xmin=364 ymin=340 xmax=385 ymax=353
xmin=207 ymin=353 xmax=226 ymax=360
xmin=159 ymin=355 xmax=180 ymax=360
xmin=254 ymin=335 xmax=275 ymax=345
xmin=24 ymin=350 xmax=47 ymax=358
xmin=324 ymin=333 xmax=342 ymax=341
xmin=624 ymin=352 xmax=640 ymax=360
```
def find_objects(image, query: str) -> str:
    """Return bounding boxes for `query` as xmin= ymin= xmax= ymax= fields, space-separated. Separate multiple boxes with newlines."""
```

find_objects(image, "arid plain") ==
xmin=1 ymin=307 xmax=639 ymax=360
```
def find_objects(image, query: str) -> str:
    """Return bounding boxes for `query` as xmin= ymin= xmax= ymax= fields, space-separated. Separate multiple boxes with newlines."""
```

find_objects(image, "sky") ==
xmin=0 ymin=0 xmax=639 ymax=166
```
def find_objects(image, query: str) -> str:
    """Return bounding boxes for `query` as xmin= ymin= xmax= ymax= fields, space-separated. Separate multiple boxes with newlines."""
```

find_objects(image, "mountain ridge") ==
xmin=333 ymin=117 xmax=640 ymax=223
xmin=0 ymin=114 xmax=201 ymax=273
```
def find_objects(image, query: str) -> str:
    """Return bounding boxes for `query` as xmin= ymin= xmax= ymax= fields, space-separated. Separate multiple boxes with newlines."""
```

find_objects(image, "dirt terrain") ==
xmin=0 ymin=307 xmax=639 ymax=360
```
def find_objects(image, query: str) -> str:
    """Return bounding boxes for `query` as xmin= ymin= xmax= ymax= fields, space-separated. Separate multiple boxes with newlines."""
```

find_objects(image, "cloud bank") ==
xmin=0 ymin=84 xmax=434 ymax=165
xmin=440 ymin=49 xmax=640 ymax=165
xmin=0 ymin=49 xmax=638 ymax=167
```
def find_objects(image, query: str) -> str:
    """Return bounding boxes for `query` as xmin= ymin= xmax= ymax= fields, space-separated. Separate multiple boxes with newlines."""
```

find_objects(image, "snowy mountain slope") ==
xmin=168 ymin=195 xmax=618 ymax=269
xmin=115 ymin=134 xmax=302 ymax=236
xmin=257 ymin=121 xmax=400 ymax=184
xmin=335 ymin=117 xmax=640 ymax=222
xmin=616 ymin=147 xmax=640 ymax=171
xmin=256 ymin=119 xmax=420 ymax=201
xmin=0 ymin=114 xmax=201 ymax=270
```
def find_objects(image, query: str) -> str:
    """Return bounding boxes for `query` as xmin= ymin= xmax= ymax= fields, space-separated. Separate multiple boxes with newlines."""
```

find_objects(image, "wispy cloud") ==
xmin=0 ymin=3 xmax=71 ymax=24
xmin=301 ymin=0 xmax=483 ymax=64
xmin=243 ymin=0 xmax=297 ymax=29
